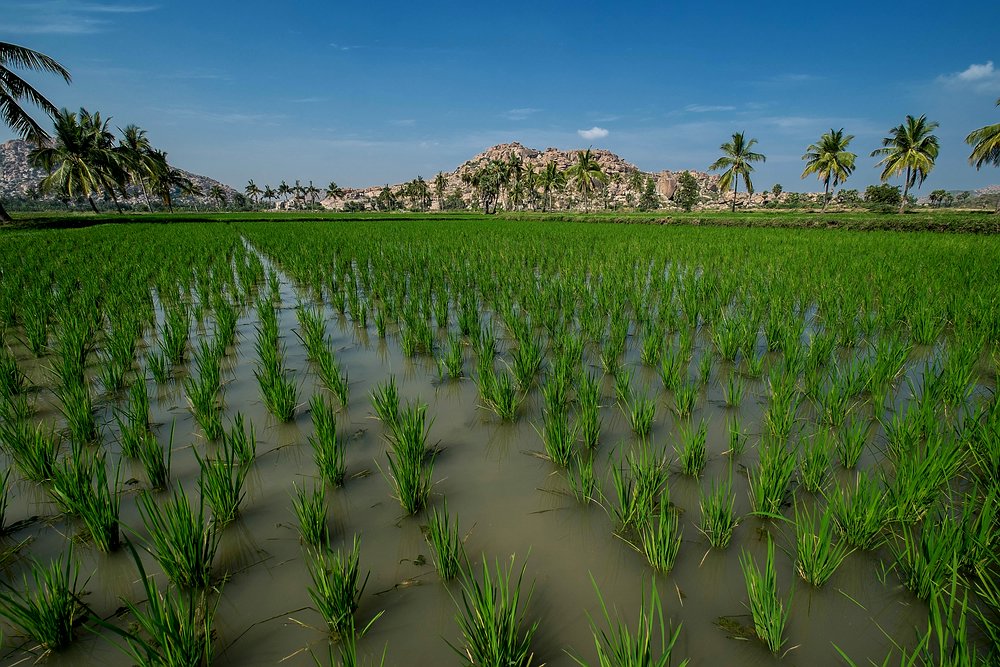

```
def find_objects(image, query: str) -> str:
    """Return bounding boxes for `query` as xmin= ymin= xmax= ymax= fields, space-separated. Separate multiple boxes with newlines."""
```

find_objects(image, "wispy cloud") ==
xmin=329 ymin=43 xmax=359 ymax=51
xmin=389 ymin=119 xmax=416 ymax=127
xmin=502 ymin=108 xmax=541 ymax=121
xmin=6 ymin=1 xmax=157 ymax=34
xmin=578 ymin=126 xmax=609 ymax=140
xmin=937 ymin=61 xmax=1000 ymax=93
xmin=684 ymin=104 xmax=736 ymax=113
xmin=158 ymin=107 xmax=284 ymax=126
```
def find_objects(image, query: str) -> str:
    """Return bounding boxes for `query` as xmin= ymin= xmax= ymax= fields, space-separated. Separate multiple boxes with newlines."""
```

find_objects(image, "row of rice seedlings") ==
xmin=116 ymin=377 xmax=151 ymax=458
xmin=699 ymin=474 xmax=738 ymax=549
xmin=49 ymin=445 xmax=121 ymax=552
xmin=0 ymin=548 xmax=83 ymax=653
xmin=310 ymin=394 xmax=346 ymax=486
xmin=794 ymin=503 xmax=852 ymax=587
xmin=184 ymin=339 xmax=225 ymax=441
xmin=137 ymin=487 xmax=219 ymax=588
xmin=578 ymin=371 xmax=602 ymax=449
xmin=450 ymin=555 xmax=537 ymax=667
xmin=572 ymin=577 xmax=686 ymax=667
xmin=293 ymin=482 xmax=329 ymax=548
xmin=54 ymin=379 xmax=98 ymax=445
xmin=675 ymin=419 xmax=708 ymax=477
xmin=306 ymin=536 xmax=381 ymax=640
xmin=740 ymin=538 xmax=792 ymax=655
xmin=639 ymin=490 xmax=683 ymax=573
xmin=424 ymin=499 xmax=465 ymax=580
xmin=384 ymin=402 xmax=435 ymax=514
xmin=254 ymin=301 xmax=298 ymax=421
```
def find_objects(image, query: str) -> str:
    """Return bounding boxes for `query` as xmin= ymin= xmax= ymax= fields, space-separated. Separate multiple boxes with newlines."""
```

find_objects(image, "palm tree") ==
xmin=709 ymin=132 xmax=766 ymax=212
xmin=871 ymin=114 xmax=939 ymax=214
xmin=306 ymin=181 xmax=321 ymax=208
xmin=325 ymin=181 xmax=344 ymax=199
xmin=245 ymin=179 xmax=261 ymax=207
xmin=565 ymin=149 xmax=605 ymax=212
xmin=966 ymin=100 xmax=1000 ymax=212
xmin=433 ymin=172 xmax=447 ymax=211
xmin=262 ymin=185 xmax=277 ymax=206
xmin=30 ymin=107 xmax=125 ymax=214
xmin=117 ymin=124 xmax=158 ymax=212
xmin=209 ymin=184 xmax=227 ymax=210
xmin=148 ymin=152 xmax=198 ymax=212
xmin=537 ymin=161 xmax=565 ymax=212
xmin=801 ymin=128 xmax=857 ymax=212
xmin=0 ymin=42 xmax=71 ymax=222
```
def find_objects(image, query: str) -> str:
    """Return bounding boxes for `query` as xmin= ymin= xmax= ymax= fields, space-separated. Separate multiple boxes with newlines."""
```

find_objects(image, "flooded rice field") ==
xmin=0 ymin=219 xmax=998 ymax=665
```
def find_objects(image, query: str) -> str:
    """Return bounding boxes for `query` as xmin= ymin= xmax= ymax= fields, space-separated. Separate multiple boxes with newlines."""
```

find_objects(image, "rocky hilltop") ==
xmin=0 ymin=139 xmax=239 ymax=209
xmin=319 ymin=141 xmax=785 ymax=212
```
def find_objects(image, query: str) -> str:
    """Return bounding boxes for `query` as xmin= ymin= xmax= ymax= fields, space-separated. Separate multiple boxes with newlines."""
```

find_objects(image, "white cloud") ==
xmin=938 ymin=61 xmax=1000 ymax=93
xmin=684 ymin=104 xmax=736 ymax=113
xmin=577 ymin=126 xmax=609 ymax=140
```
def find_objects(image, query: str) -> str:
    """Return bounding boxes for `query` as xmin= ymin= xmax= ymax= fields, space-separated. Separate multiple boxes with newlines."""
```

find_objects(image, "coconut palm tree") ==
xmin=30 ymin=107 xmax=126 ymax=214
xmin=801 ymin=128 xmax=857 ymax=212
xmin=245 ymin=179 xmax=261 ymax=207
xmin=871 ymin=114 xmax=939 ymax=214
xmin=709 ymin=132 xmax=766 ymax=212
xmin=0 ymin=42 xmax=71 ymax=222
xmin=325 ymin=181 xmax=344 ymax=200
xmin=148 ymin=152 xmax=199 ymax=212
xmin=262 ymin=185 xmax=277 ymax=206
xmin=537 ymin=161 xmax=565 ymax=212
xmin=433 ymin=172 xmax=447 ymax=210
xmin=565 ymin=149 xmax=605 ymax=212
xmin=117 ymin=124 xmax=159 ymax=212
xmin=966 ymin=100 xmax=1000 ymax=211
xmin=209 ymin=185 xmax=227 ymax=210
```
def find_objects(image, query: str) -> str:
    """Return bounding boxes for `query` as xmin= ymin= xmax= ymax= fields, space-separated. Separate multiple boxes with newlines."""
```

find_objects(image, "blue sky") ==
xmin=4 ymin=0 xmax=1000 ymax=193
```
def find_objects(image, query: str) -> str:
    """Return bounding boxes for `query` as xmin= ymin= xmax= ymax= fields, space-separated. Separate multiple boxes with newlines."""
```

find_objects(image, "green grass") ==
xmin=740 ymin=537 xmax=792 ymax=655
xmin=450 ymin=554 xmax=538 ymax=667
xmin=425 ymin=499 xmax=465 ymax=581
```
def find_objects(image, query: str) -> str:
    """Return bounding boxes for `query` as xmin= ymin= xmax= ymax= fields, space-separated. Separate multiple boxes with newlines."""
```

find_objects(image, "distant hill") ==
xmin=0 ymin=139 xmax=239 ymax=210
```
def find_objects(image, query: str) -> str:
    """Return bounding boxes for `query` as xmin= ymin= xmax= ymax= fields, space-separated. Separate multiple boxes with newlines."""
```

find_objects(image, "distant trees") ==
xmin=244 ymin=179 xmax=261 ymax=206
xmin=565 ymin=149 xmax=606 ymax=212
xmin=636 ymin=176 xmax=660 ymax=211
xmin=871 ymin=114 xmax=939 ymax=213
xmin=675 ymin=171 xmax=700 ymax=212
xmin=433 ymin=172 xmax=447 ymax=210
xmin=326 ymin=181 xmax=344 ymax=199
xmin=709 ymin=132 xmax=766 ymax=212
xmin=801 ymin=128 xmax=856 ymax=212
xmin=209 ymin=184 xmax=227 ymax=209
xmin=537 ymin=161 xmax=566 ymax=212
xmin=863 ymin=184 xmax=902 ymax=212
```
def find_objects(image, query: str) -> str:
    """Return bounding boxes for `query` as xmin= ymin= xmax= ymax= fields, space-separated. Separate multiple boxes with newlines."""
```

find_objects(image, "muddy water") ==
xmin=1 ymin=253 xmax=982 ymax=666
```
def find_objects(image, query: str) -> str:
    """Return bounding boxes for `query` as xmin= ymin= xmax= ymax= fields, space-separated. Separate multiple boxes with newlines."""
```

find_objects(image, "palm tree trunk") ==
xmin=822 ymin=179 xmax=830 ymax=213
xmin=900 ymin=167 xmax=911 ymax=214
xmin=731 ymin=179 xmax=739 ymax=213
xmin=88 ymin=196 xmax=100 ymax=214
xmin=139 ymin=177 xmax=153 ymax=213
xmin=0 ymin=201 xmax=12 ymax=224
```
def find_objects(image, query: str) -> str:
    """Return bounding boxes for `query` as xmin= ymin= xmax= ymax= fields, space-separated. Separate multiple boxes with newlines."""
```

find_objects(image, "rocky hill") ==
xmin=0 ymin=139 xmax=239 ymax=210
xmin=317 ymin=141 xmax=787 ymax=212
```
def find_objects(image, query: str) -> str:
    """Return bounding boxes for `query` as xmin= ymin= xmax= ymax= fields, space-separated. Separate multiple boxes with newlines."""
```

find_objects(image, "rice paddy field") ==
xmin=0 ymin=216 xmax=999 ymax=666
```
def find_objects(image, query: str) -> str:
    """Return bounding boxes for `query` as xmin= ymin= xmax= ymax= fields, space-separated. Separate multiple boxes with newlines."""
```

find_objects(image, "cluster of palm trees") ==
xmin=244 ymin=179 xmax=342 ymax=210
xmin=713 ymin=104 xmax=1000 ymax=214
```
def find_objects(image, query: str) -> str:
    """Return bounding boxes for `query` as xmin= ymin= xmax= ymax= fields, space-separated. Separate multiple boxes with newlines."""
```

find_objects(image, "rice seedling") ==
xmin=425 ymin=499 xmax=465 ymax=580
xmin=886 ymin=430 xmax=965 ymax=524
xmin=798 ymin=431 xmax=833 ymax=494
xmin=739 ymin=537 xmax=791 ymax=655
xmin=293 ymin=482 xmax=329 ymax=548
xmin=116 ymin=377 xmax=151 ymax=458
xmin=893 ymin=506 xmax=963 ymax=601
xmin=611 ymin=445 xmax=667 ymax=533
xmin=50 ymin=447 xmax=121 ymax=552
xmin=316 ymin=346 xmax=350 ymax=407
xmin=726 ymin=416 xmax=747 ymax=458
xmin=537 ymin=408 xmax=578 ymax=468
xmin=370 ymin=376 xmax=399 ymax=428
xmin=699 ymin=474 xmax=737 ymax=549
xmin=137 ymin=422 xmax=171 ymax=490
xmin=658 ymin=347 xmax=683 ymax=392
xmin=570 ymin=577 xmax=686 ymax=667
xmin=479 ymin=365 xmax=522 ymax=422
xmin=473 ymin=325 xmax=497 ymax=361
xmin=828 ymin=472 xmax=889 ymax=550
xmin=255 ymin=360 xmax=298 ymax=422
xmin=1 ymin=420 xmax=60 ymax=482
xmin=578 ymin=371 xmax=602 ymax=449
xmin=722 ymin=372 xmax=744 ymax=408
xmin=640 ymin=331 xmax=663 ymax=367
xmin=137 ymin=486 xmax=219 ymax=588
xmin=147 ymin=350 xmax=169 ymax=383
xmin=306 ymin=535 xmax=379 ymax=639
xmin=748 ymin=437 xmax=796 ymax=518
xmin=675 ymin=418 xmax=708 ymax=477
xmin=672 ymin=381 xmax=698 ymax=418
xmin=0 ymin=467 xmax=9 ymax=533
xmin=0 ymin=346 xmax=25 ymax=399
xmin=450 ymin=554 xmax=538 ymax=667
xmin=297 ymin=305 xmax=328 ymax=360
xmin=161 ymin=305 xmax=190 ymax=365
xmin=742 ymin=351 xmax=765 ymax=378
xmin=311 ymin=394 xmax=346 ymax=487
xmin=614 ymin=367 xmax=634 ymax=406
xmin=223 ymin=412 xmax=256 ymax=469
xmin=542 ymin=373 xmax=571 ymax=417
xmin=511 ymin=334 xmax=543 ymax=389
xmin=568 ymin=452 xmax=597 ymax=504
xmin=55 ymin=380 xmax=98 ymax=445
xmin=21 ymin=289 xmax=49 ymax=356
xmin=697 ymin=350 xmax=714 ymax=386
xmin=196 ymin=439 xmax=249 ymax=526
xmin=385 ymin=434 xmax=435 ymax=515
xmin=957 ymin=485 xmax=998 ymax=577
xmin=639 ymin=491 xmax=682 ymax=573
xmin=627 ymin=390 xmax=656 ymax=439
xmin=117 ymin=542 xmax=220 ymax=667
xmin=184 ymin=374 xmax=224 ymax=442
xmin=438 ymin=333 xmax=464 ymax=379
xmin=794 ymin=502 xmax=852 ymax=587
xmin=0 ymin=548 xmax=83 ymax=652
xmin=836 ymin=417 xmax=868 ymax=469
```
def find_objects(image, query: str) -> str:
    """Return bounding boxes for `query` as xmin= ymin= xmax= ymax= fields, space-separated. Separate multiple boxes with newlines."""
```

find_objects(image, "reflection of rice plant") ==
xmin=740 ymin=538 xmax=791 ymax=654
xmin=425 ymin=499 xmax=465 ymax=581
xmin=573 ymin=577 xmax=685 ymax=667
xmin=699 ymin=474 xmax=737 ymax=549
xmin=450 ymin=555 xmax=537 ymax=667
xmin=138 ymin=487 xmax=218 ymax=588
xmin=310 ymin=394 xmax=346 ymax=486
xmin=293 ymin=483 xmax=329 ymax=548
xmin=0 ymin=548 xmax=83 ymax=652
xmin=676 ymin=419 xmax=708 ymax=477
xmin=794 ymin=502 xmax=851 ymax=587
